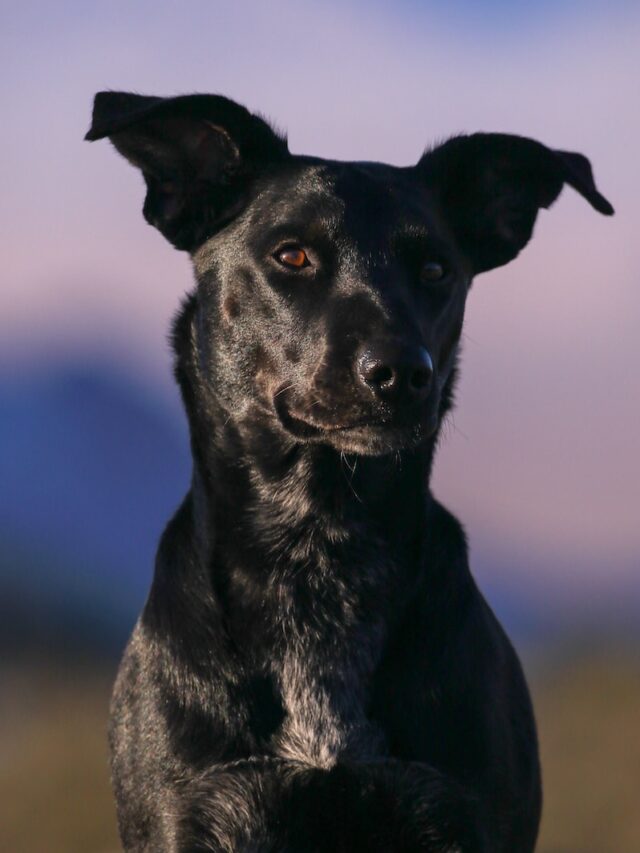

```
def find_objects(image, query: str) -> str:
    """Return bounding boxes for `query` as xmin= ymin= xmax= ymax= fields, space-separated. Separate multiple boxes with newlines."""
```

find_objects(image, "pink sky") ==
xmin=2 ymin=0 xmax=639 ymax=596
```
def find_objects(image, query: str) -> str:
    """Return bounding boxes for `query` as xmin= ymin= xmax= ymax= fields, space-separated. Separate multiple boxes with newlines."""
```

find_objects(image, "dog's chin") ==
xmin=322 ymin=423 xmax=434 ymax=456
xmin=274 ymin=395 xmax=437 ymax=457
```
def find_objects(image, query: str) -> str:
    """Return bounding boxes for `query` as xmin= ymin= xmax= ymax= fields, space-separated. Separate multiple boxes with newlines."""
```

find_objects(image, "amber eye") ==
xmin=421 ymin=261 xmax=446 ymax=283
xmin=275 ymin=247 xmax=309 ymax=269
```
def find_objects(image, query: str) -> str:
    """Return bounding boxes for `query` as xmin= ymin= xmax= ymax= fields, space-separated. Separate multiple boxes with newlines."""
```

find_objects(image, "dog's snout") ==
xmin=357 ymin=343 xmax=433 ymax=402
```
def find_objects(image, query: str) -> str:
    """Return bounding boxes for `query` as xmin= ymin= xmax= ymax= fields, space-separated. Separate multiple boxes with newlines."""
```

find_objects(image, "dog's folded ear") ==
xmin=418 ymin=134 xmax=614 ymax=274
xmin=85 ymin=92 xmax=289 ymax=250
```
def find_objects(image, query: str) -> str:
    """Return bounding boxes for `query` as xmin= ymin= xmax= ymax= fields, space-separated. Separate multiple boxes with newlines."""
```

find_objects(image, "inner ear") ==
xmin=86 ymin=92 xmax=289 ymax=251
xmin=109 ymin=117 xmax=240 ymax=182
xmin=108 ymin=117 xmax=244 ymax=243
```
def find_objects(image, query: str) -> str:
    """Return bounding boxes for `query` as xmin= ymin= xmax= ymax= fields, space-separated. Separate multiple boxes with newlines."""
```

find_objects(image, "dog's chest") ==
xmin=229 ymin=530 xmax=405 ymax=768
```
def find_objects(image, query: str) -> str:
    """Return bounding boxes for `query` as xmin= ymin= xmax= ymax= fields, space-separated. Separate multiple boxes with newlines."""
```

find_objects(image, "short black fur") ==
xmin=86 ymin=91 xmax=613 ymax=852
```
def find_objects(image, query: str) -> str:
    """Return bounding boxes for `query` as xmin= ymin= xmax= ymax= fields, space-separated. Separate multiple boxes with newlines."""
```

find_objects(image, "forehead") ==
xmin=247 ymin=158 xmax=438 ymax=244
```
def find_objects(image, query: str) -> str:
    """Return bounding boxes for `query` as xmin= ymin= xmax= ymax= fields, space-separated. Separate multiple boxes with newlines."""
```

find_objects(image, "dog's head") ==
xmin=87 ymin=92 xmax=612 ymax=456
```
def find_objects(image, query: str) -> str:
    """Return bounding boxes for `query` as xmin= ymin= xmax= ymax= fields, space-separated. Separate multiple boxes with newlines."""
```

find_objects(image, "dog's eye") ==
xmin=275 ymin=247 xmax=310 ymax=269
xmin=421 ymin=261 xmax=446 ymax=283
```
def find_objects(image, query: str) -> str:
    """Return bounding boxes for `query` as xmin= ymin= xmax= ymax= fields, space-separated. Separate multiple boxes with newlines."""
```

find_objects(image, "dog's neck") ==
xmin=184 ymin=408 xmax=433 ymax=670
xmin=192 ymin=409 xmax=432 ymax=565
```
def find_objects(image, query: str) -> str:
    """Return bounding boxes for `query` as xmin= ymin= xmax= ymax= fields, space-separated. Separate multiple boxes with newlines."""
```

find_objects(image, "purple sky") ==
xmin=2 ymin=0 xmax=639 ymax=601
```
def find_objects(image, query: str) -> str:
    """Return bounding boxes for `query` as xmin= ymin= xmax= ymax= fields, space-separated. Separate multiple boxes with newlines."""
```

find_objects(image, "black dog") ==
xmin=86 ymin=92 xmax=613 ymax=852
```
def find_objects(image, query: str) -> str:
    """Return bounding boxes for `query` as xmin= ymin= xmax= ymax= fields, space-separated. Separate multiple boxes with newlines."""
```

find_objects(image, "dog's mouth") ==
xmin=273 ymin=386 xmax=436 ymax=454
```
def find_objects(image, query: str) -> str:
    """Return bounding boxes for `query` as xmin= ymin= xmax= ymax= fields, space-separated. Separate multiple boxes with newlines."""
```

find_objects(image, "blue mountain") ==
xmin=0 ymin=362 xmax=191 ymax=654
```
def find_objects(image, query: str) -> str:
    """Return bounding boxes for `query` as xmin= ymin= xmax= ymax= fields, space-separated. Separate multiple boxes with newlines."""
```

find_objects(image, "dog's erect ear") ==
xmin=85 ymin=92 xmax=289 ymax=250
xmin=418 ymin=133 xmax=613 ymax=274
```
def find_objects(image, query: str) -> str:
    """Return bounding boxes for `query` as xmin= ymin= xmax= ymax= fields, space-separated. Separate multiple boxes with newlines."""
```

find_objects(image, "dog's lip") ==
xmin=283 ymin=405 xmax=389 ymax=436
xmin=273 ymin=389 xmax=389 ymax=438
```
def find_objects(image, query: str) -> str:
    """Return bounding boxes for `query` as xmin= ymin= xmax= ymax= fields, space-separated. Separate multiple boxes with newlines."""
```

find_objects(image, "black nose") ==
xmin=357 ymin=343 xmax=433 ymax=402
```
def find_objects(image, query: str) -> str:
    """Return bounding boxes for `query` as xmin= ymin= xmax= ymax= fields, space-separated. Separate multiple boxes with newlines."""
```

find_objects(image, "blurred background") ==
xmin=1 ymin=1 xmax=639 ymax=850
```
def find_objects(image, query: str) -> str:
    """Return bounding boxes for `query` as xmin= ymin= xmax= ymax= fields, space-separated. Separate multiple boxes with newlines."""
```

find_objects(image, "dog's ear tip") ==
xmin=85 ymin=91 xmax=119 ymax=141
xmin=85 ymin=90 xmax=156 ymax=142
xmin=598 ymin=197 xmax=615 ymax=216
xmin=555 ymin=148 xmax=614 ymax=217
xmin=583 ymin=190 xmax=614 ymax=216
xmin=84 ymin=91 xmax=105 ymax=141
xmin=84 ymin=120 xmax=111 ymax=142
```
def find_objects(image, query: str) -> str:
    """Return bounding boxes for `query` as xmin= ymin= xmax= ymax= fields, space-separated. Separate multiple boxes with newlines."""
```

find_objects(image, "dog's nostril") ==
xmin=370 ymin=365 xmax=395 ymax=388
xmin=409 ymin=366 xmax=431 ymax=391
xmin=408 ymin=350 xmax=433 ymax=395
xmin=358 ymin=353 xmax=397 ymax=391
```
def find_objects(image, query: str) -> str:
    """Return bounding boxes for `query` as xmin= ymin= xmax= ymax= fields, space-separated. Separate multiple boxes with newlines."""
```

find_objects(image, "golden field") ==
xmin=2 ymin=654 xmax=638 ymax=853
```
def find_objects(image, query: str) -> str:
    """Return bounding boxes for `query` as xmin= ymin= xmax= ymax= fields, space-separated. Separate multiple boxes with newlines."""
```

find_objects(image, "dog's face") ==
xmin=87 ymin=93 xmax=612 ymax=456
xmin=192 ymin=158 xmax=471 ymax=455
